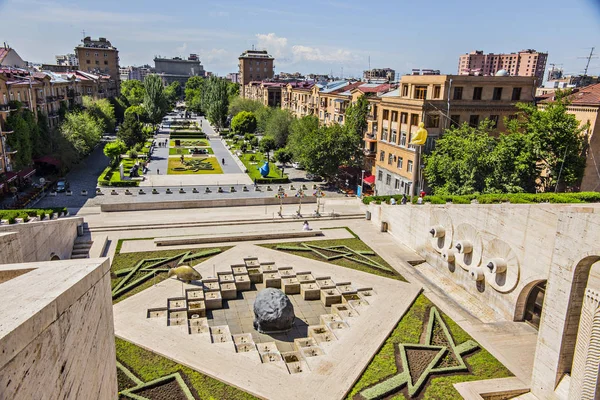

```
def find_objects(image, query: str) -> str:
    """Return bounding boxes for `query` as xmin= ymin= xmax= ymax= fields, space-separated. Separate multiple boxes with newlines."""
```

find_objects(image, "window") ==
xmin=433 ymin=85 xmax=441 ymax=99
xmin=391 ymin=129 xmax=397 ymax=143
xmin=414 ymin=86 xmax=427 ymax=100
xmin=493 ymin=87 xmax=503 ymax=100
xmin=391 ymin=111 xmax=398 ymax=122
xmin=381 ymin=128 xmax=388 ymax=141
xmin=94 ymin=52 xmax=98 ymax=57
xmin=512 ymin=87 xmax=522 ymax=101
xmin=104 ymin=60 xmax=108 ymax=65
xmin=394 ymin=178 xmax=400 ymax=190
xmin=95 ymin=60 xmax=99 ymax=65
xmin=489 ymin=115 xmax=499 ymax=128
xmin=472 ymin=87 xmax=482 ymax=100
xmin=388 ymin=154 xmax=394 ymax=165
xmin=86 ymin=60 xmax=90 ymax=64
xmin=383 ymin=109 xmax=389 ymax=120
xmin=469 ymin=115 xmax=480 ymax=127
xmin=379 ymin=150 xmax=385 ymax=162
xmin=85 ymin=51 xmax=89 ymax=56
xmin=453 ymin=86 xmax=463 ymax=100
xmin=400 ymin=131 xmax=407 ymax=147
xmin=450 ymin=115 xmax=460 ymax=128
xmin=407 ymin=160 xmax=414 ymax=173
xmin=427 ymin=114 xmax=440 ymax=128
xmin=400 ymin=112 xmax=408 ymax=124
xmin=378 ymin=171 xmax=383 ymax=181
xmin=402 ymin=85 xmax=408 ymax=96
xmin=104 ymin=52 xmax=107 ymax=57
xmin=385 ymin=174 xmax=391 ymax=185
xmin=410 ymin=114 xmax=419 ymax=126
xmin=397 ymin=156 xmax=403 ymax=169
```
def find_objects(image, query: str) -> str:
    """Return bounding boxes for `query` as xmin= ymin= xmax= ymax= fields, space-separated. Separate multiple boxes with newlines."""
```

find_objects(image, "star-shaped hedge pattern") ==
xmin=360 ymin=307 xmax=479 ymax=399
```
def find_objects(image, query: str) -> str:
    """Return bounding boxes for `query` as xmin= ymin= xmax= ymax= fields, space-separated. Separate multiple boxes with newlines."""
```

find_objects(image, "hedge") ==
xmin=362 ymin=192 xmax=600 ymax=205
xmin=0 ymin=207 xmax=67 ymax=224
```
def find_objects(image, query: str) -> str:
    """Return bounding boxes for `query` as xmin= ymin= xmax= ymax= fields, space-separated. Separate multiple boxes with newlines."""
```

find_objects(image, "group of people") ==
xmin=154 ymin=140 xmax=168 ymax=147
xmin=390 ymin=194 xmax=409 ymax=205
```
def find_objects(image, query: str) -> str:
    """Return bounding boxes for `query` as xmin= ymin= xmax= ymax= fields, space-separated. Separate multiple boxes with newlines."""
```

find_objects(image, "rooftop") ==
xmin=539 ymin=83 xmax=600 ymax=106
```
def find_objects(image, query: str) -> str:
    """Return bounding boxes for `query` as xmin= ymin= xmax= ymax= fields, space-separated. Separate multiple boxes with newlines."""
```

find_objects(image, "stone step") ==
xmin=70 ymin=254 xmax=89 ymax=259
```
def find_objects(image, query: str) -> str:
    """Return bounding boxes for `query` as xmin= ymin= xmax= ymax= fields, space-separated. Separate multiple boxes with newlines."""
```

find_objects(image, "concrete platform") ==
xmin=154 ymin=230 xmax=323 ymax=246
xmin=113 ymin=244 xmax=421 ymax=400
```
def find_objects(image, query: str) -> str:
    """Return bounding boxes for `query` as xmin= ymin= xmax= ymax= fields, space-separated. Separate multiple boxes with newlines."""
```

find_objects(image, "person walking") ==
xmin=157 ymin=169 xmax=160 ymax=175
xmin=222 ymin=158 xmax=225 ymax=165
xmin=401 ymin=194 xmax=407 ymax=205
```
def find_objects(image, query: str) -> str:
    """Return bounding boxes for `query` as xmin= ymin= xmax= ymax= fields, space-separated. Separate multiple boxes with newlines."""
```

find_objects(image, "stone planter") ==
xmin=125 ymin=189 xmax=132 ymax=195
xmin=81 ymin=190 xmax=88 ymax=196
xmin=179 ymin=188 xmax=185 ymax=194
xmin=152 ymin=189 xmax=159 ymax=194
xmin=66 ymin=190 xmax=72 ymax=196
xmin=166 ymin=189 xmax=173 ymax=194
xmin=243 ymin=186 xmax=249 ymax=192
xmin=139 ymin=189 xmax=145 ymax=195
xmin=192 ymin=188 xmax=199 ymax=193
xmin=230 ymin=186 xmax=236 ymax=192
xmin=111 ymin=190 xmax=118 ymax=195
xmin=96 ymin=188 xmax=103 ymax=195
xmin=50 ymin=191 xmax=57 ymax=196
xmin=205 ymin=187 xmax=211 ymax=193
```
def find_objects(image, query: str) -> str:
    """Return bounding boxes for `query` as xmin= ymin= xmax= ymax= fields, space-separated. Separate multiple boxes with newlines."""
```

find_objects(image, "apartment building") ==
xmin=458 ymin=49 xmax=547 ymax=85
xmin=318 ymin=81 xmax=362 ymax=126
xmin=154 ymin=54 xmax=204 ymax=86
xmin=372 ymin=73 xmax=536 ymax=196
xmin=538 ymin=83 xmax=600 ymax=191
xmin=0 ymin=45 xmax=26 ymax=68
xmin=282 ymin=81 xmax=317 ymax=118
xmin=238 ymin=49 xmax=274 ymax=90
xmin=75 ymin=36 xmax=119 ymax=96
xmin=363 ymin=68 xmax=395 ymax=82
xmin=55 ymin=53 xmax=78 ymax=67
xmin=243 ymin=81 xmax=286 ymax=107
xmin=120 ymin=65 xmax=153 ymax=82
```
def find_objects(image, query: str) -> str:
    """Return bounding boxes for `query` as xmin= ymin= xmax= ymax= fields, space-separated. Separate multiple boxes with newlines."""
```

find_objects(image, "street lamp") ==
xmin=360 ymin=170 xmax=365 ymax=198
xmin=409 ymin=122 xmax=428 ymax=202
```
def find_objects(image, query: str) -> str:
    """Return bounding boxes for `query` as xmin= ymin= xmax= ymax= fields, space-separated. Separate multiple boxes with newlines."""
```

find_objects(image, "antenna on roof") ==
xmin=81 ymin=30 xmax=86 ymax=40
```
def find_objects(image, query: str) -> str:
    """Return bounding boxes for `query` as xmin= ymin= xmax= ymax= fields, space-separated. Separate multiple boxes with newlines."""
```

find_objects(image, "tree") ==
xmin=83 ymin=96 xmax=116 ymax=133
xmin=255 ymin=106 xmax=273 ymax=133
xmin=185 ymin=76 xmax=205 ymax=114
xmin=203 ymin=76 xmax=230 ymax=130
xmin=274 ymin=148 xmax=293 ymax=165
xmin=507 ymin=101 xmax=587 ymax=191
xmin=288 ymin=115 xmax=319 ymax=160
xmin=345 ymin=95 xmax=369 ymax=139
xmin=164 ymin=81 xmax=180 ymax=107
xmin=103 ymin=140 xmax=127 ymax=167
xmin=264 ymin=108 xmax=294 ymax=148
xmin=5 ymin=112 xmax=33 ymax=169
xmin=60 ymin=111 xmax=103 ymax=156
xmin=423 ymin=121 xmax=497 ymax=195
xmin=143 ymin=74 xmax=168 ymax=126
xmin=259 ymin=137 xmax=276 ymax=162
xmin=227 ymin=81 xmax=240 ymax=100
xmin=120 ymin=80 xmax=145 ymax=106
xmin=228 ymin=97 xmax=264 ymax=117
xmin=125 ymin=105 xmax=148 ymax=122
xmin=231 ymin=111 xmax=257 ymax=135
xmin=117 ymin=113 xmax=145 ymax=149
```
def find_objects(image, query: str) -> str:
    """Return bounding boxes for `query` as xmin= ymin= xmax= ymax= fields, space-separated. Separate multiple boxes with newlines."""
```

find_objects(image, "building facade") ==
xmin=458 ymin=49 xmax=547 ymax=85
xmin=75 ymin=37 xmax=120 ymax=97
xmin=120 ymin=65 xmax=153 ymax=82
xmin=238 ymin=49 xmax=274 ymax=90
xmin=372 ymin=73 xmax=536 ymax=196
xmin=55 ymin=53 xmax=78 ymax=67
xmin=154 ymin=54 xmax=205 ymax=86
xmin=0 ymin=45 xmax=26 ymax=68
xmin=227 ymin=72 xmax=240 ymax=84
xmin=363 ymin=68 xmax=395 ymax=82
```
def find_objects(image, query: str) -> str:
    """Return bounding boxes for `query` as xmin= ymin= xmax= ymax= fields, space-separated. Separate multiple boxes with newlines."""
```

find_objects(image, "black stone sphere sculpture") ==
xmin=253 ymin=288 xmax=295 ymax=334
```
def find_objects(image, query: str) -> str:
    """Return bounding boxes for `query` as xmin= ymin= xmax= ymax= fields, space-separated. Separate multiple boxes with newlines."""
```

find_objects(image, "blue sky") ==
xmin=1 ymin=0 xmax=599 ymax=79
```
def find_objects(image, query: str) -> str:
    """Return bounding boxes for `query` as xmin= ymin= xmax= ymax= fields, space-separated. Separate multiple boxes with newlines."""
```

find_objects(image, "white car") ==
xmin=292 ymin=162 xmax=304 ymax=169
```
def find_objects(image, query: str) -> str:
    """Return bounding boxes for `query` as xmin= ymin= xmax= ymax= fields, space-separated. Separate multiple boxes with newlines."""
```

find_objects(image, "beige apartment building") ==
xmin=282 ymin=81 xmax=318 ymax=118
xmin=458 ymin=49 xmax=547 ymax=85
xmin=75 ymin=37 xmax=120 ymax=96
xmin=238 ymin=49 xmax=274 ymax=90
xmin=372 ymin=73 xmax=537 ymax=196
xmin=243 ymin=81 xmax=285 ymax=107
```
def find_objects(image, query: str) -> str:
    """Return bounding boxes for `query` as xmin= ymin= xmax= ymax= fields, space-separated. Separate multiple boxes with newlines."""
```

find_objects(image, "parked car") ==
xmin=55 ymin=179 xmax=69 ymax=192
xmin=306 ymin=173 xmax=323 ymax=182
xmin=292 ymin=162 xmax=305 ymax=169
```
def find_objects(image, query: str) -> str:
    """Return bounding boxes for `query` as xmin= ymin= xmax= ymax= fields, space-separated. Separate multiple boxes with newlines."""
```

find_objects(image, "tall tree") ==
xmin=103 ymin=140 xmax=127 ymax=167
xmin=203 ymin=76 xmax=230 ymax=130
xmin=184 ymin=76 xmax=205 ymax=114
xmin=117 ymin=113 xmax=145 ymax=148
xmin=288 ymin=115 xmax=319 ymax=160
xmin=60 ymin=111 xmax=104 ymax=156
xmin=258 ymin=137 xmax=276 ymax=162
xmin=345 ymin=95 xmax=369 ymax=139
xmin=231 ymin=111 xmax=257 ymax=135
xmin=143 ymin=74 xmax=168 ymax=126
xmin=264 ymin=108 xmax=294 ymax=148
xmin=83 ymin=96 xmax=116 ymax=133
xmin=5 ymin=111 xmax=33 ymax=169
xmin=164 ymin=81 xmax=180 ymax=107
xmin=423 ymin=121 xmax=497 ymax=195
xmin=120 ymin=80 xmax=145 ymax=106
xmin=228 ymin=97 xmax=264 ymax=117
xmin=507 ymin=101 xmax=587 ymax=191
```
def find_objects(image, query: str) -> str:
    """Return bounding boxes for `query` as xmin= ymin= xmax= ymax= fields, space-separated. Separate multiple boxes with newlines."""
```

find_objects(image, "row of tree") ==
xmin=424 ymin=100 xmax=588 ymax=194
xmin=184 ymin=76 xmax=239 ymax=130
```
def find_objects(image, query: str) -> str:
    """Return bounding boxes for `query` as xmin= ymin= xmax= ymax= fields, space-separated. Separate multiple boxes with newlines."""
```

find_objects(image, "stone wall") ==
xmin=0 ymin=258 xmax=117 ymax=399
xmin=0 ymin=216 xmax=83 ymax=262
xmin=0 ymin=232 xmax=23 ymax=264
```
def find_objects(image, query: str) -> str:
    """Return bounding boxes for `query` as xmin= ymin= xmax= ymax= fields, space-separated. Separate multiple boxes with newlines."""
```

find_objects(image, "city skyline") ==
xmin=0 ymin=0 xmax=599 ymax=78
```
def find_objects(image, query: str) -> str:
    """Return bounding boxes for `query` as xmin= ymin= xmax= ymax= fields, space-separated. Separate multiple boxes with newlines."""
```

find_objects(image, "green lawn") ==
xmin=167 ymin=157 xmax=223 ymax=174
xmin=97 ymin=158 xmax=144 ymax=187
xmin=346 ymin=294 xmax=513 ymax=399
xmin=170 ymin=139 xmax=210 ymax=147
xmin=261 ymin=237 xmax=405 ymax=282
xmin=169 ymin=148 xmax=214 ymax=155
xmin=116 ymin=338 xmax=257 ymax=400
xmin=240 ymin=153 xmax=288 ymax=182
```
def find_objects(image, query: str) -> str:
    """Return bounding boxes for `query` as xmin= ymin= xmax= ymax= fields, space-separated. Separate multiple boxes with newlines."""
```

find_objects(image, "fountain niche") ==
xmin=253 ymin=288 xmax=295 ymax=334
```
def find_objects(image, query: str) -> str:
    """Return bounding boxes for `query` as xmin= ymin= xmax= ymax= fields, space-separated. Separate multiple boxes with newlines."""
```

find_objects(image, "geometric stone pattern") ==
xmin=360 ymin=307 xmax=478 ymax=399
xmin=146 ymin=257 xmax=375 ymax=375
xmin=117 ymin=361 xmax=195 ymax=400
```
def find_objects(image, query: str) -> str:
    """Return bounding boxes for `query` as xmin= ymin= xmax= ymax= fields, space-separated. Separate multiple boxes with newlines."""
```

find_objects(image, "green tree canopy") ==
xmin=273 ymin=148 xmax=293 ymax=165
xmin=164 ymin=81 xmax=180 ymax=107
xmin=103 ymin=140 xmax=127 ymax=167
xmin=83 ymin=97 xmax=116 ymax=133
xmin=345 ymin=94 xmax=369 ymax=139
xmin=143 ymin=74 xmax=168 ymax=126
xmin=228 ymin=97 xmax=264 ymax=117
xmin=185 ymin=76 xmax=204 ymax=114
xmin=60 ymin=111 xmax=103 ymax=156
xmin=117 ymin=113 xmax=145 ymax=149
xmin=231 ymin=111 xmax=257 ymax=135
xmin=125 ymin=105 xmax=148 ymax=122
xmin=120 ymin=80 xmax=145 ymax=106
xmin=5 ymin=110 xmax=34 ymax=169
xmin=203 ymin=76 xmax=230 ymax=130
xmin=264 ymin=108 xmax=294 ymax=148
xmin=288 ymin=115 xmax=319 ymax=160
xmin=258 ymin=136 xmax=276 ymax=161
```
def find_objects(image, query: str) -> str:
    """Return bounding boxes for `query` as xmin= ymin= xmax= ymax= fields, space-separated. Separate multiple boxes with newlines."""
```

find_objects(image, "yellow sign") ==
xmin=409 ymin=122 xmax=428 ymax=146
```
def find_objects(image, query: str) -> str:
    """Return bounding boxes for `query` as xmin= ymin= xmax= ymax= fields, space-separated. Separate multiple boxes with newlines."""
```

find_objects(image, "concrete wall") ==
xmin=0 ymin=232 xmax=23 ymax=264
xmin=0 ymin=217 xmax=82 ymax=263
xmin=101 ymin=196 xmax=317 ymax=212
xmin=0 ymin=258 xmax=117 ymax=400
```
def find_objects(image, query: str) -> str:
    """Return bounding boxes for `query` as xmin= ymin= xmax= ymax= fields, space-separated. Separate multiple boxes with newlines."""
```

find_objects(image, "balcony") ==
xmin=4 ymin=146 xmax=17 ymax=155
xmin=364 ymin=149 xmax=376 ymax=158
xmin=36 ymin=96 xmax=46 ymax=104
xmin=364 ymin=132 xmax=377 ymax=143
xmin=0 ymin=104 xmax=14 ymax=113
xmin=367 ymin=113 xmax=376 ymax=121
xmin=334 ymin=108 xmax=345 ymax=114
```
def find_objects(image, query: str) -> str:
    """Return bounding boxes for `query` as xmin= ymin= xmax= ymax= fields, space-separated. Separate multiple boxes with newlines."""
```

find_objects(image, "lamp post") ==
xmin=409 ymin=122 xmax=428 ymax=202
xmin=360 ymin=169 xmax=365 ymax=198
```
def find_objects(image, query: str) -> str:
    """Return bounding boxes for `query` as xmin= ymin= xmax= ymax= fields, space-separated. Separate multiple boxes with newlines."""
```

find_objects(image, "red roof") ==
xmin=540 ymin=83 xmax=600 ymax=106
xmin=357 ymin=83 xmax=391 ymax=94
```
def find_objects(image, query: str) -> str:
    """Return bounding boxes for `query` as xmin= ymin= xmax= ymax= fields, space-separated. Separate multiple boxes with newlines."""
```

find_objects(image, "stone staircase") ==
xmin=71 ymin=240 xmax=93 ymax=259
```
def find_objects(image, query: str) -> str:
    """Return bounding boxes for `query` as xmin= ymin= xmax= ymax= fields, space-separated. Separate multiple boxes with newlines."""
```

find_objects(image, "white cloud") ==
xmin=176 ymin=43 xmax=188 ymax=53
xmin=292 ymin=45 xmax=357 ymax=64
xmin=255 ymin=33 xmax=288 ymax=59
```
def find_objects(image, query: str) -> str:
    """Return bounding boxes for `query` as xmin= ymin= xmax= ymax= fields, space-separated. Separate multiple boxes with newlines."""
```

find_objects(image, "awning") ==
xmin=34 ymin=156 xmax=61 ymax=167
xmin=363 ymin=175 xmax=376 ymax=185
xmin=4 ymin=171 xmax=17 ymax=183
xmin=17 ymin=167 xmax=36 ymax=179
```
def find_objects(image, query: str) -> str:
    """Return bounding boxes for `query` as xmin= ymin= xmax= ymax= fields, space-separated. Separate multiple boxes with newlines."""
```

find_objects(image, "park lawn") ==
xmin=170 ymin=139 xmax=210 ymax=147
xmin=167 ymin=157 xmax=223 ymax=174
xmin=347 ymin=294 xmax=512 ymax=399
xmin=97 ymin=158 xmax=144 ymax=187
xmin=240 ymin=153 xmax=288 ymax=181
xmin=116 ymin=337 xmax=257 ymax=400
xmin=260 ymin=236 xmax=405 ymax=282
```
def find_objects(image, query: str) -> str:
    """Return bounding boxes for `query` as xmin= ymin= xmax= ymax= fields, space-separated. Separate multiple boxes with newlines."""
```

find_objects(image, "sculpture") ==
xmin=253 ymin=288 xmax=295 ymax=333
xmin=167 ymin=265 xmax=202 ymax=283
xmin=259 ymin=160 xmax=270 ymax=178
xmin=129 ymin=164 xmax=139 ymax=178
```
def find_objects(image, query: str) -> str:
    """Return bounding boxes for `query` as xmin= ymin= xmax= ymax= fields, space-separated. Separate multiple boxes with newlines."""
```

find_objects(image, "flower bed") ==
xmin=167 ymin=158 xmax=223 ymax=175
